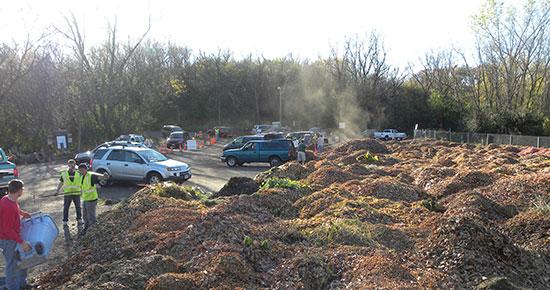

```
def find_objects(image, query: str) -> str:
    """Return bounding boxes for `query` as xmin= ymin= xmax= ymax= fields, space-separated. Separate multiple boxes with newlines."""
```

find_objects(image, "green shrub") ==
xmin=261 ymin=178 xmax=310 ymax=192
xmin=421 ymin=199 xmax=445 ymax=212
xmin=260 ymin=239 xmax=269 ymax=250
xmin=243 ymin=236 xmax=253 ymax=247
xmin=150 ymin=183 xmax=212 ymax=203
xmin=533 ymin=195 xmax=550 ymax=213
xmin=356 ymin=152 xmax=380 ymax=164
xmin=304 ymin=218 xmax=375 ymax=246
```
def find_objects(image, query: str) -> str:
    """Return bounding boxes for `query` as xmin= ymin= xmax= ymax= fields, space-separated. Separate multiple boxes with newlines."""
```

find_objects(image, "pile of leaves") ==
xmin=35 ymin=138 xmax=550 ymax=289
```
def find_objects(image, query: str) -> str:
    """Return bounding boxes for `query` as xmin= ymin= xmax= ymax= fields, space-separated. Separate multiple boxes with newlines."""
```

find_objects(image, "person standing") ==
xmin=0 ymin=179 xmax=32 ymax=290
xmin=55 ymin=159 xmax=83 ymax=226
xmin=78 ymin=164 xmax=108 ymax=234
xmin=317 ymin=134 xmax=324 ymax=153
xmin=297 ymin=140 xmax=307 ymax=165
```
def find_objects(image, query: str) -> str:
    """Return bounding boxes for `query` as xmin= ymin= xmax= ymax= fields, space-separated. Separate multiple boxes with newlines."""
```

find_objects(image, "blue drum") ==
xmin=15 ymin=212 xmax=59 ymax=269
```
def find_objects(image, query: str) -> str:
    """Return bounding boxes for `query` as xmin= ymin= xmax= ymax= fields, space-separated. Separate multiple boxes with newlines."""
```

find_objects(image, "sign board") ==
xmin=339 ymin=122 xmax=346 ymax=129
xmin=186 ymin=140 xmax=197 ymax=150
xmin=56 ymin=136 xmax=67 ymax=150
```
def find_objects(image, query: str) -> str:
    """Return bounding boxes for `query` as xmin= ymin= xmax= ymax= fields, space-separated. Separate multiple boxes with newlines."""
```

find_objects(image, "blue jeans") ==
xmin=0 ymin=240 xmax=27 ymax=290
xmin=63 ymin=195 xmax=82 ymax=222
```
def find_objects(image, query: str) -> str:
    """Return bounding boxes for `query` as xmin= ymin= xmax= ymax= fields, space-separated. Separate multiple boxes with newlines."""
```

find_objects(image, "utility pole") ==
xmin=277 ymin=86 xmax=282 ymax=124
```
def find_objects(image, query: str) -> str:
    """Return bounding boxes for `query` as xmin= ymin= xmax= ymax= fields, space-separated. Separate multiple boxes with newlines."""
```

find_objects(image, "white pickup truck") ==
xmin=374 ymin=129 xmax=407 ymax=140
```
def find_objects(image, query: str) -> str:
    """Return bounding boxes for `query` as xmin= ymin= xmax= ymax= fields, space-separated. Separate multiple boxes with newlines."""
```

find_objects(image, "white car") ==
xmin=374 ymin=129 xmax=407 ymax=140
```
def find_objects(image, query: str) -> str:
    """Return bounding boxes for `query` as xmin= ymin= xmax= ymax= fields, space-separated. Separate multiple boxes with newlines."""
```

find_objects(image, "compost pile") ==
xmin=35 ymin=139 xmax=550 ymax=289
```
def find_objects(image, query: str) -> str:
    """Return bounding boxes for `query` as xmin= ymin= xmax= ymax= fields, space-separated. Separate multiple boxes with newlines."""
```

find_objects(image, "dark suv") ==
xmin=221 ymin=139 xmax=296 ymax=167
xmin=166 ymin=131 xmax=191 ymax=149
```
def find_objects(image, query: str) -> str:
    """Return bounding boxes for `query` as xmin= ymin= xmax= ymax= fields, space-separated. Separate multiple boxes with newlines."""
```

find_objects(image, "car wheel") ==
xmin=269 ymin=156 xmax=282 ymax=167
xmin=147 ymin=172 xmax=163 ymax=185
xmin=96 ymin=169 xmax=112 ymax=187
xmin=226 ymin=157 xmax=238 ymax=167
xmin=384 ymin=135 xmax=389 ymax=141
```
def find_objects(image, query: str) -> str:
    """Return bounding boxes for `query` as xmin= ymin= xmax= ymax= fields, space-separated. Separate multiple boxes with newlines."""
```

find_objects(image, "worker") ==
xmin=297 ymin=140 xmax=307 ymax=165
xmin=0 ymin=179 xmax=32 ymax=290
xmin=312 ymin=134 xmax=319 ymax=154
xmin=317 ymin=134 xmax=324 ymax=153
xmin=55 ymin=159 xmax=83 ymax=226
xmin=215 ymin=128 xmax=220 ymax=142
xmin=78 ymin=164 xmax=109 ymax=234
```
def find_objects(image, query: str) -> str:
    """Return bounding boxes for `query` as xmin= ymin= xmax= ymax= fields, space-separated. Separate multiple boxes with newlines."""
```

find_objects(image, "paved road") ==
xmin=2 ymin=141 xmax=269 ymax=279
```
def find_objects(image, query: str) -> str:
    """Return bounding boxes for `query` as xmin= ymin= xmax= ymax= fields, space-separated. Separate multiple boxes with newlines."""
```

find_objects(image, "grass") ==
xmin=303 ymin=218 xmax=376 ymax=247
xmin=421 ymin=198 xmax=446 ymax=213
xmin=149 ymin=182 xmax=217 ymax=206
xmin=356 ymin=151 xmax=380 ymax=164
xmin=261 ymin=177 xmax=311 ymax=192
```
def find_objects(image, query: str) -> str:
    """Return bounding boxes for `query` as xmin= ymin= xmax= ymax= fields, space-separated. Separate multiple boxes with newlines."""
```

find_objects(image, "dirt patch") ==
xmin=430 ymin=170 xmax=496 ymax=198
xmin=505 ymin=209 xmax=550 ymax=253
xmin=215 ymin=177 xmax=259 ymax=197
xmin=306 ymin=165 xmax=357 ymax=188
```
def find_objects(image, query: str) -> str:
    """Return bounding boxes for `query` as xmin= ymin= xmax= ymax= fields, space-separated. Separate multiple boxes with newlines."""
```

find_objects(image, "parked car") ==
xmin=0 ymin=148 xmax=18 ymax=194
xmin=223 ymin=135 xmax=264 ymax=151
xmin=251 ymin=124 xmax=273 ymax=134
xmin=115 ymin=134 xmax=145 ymax=143
xmin=214 ymin=126 xmax=238 ymax=138
xmin=263 ymin=132 xmax=285 ymax=140
xmin=162 ymin=125 xmax=184 ymax=138
xmin=91 ymin=146 xmax=191 ymax=185
xmin=221 ymin=139 xmax=296 ymax=167
xmin=374 ymin=129 xmax=407 ymax=140
xmin=166 ymin=131 xmax=191 ymax=149
xmin=287 ymin=131 xmax=313 ymax=141
xmin=75 ymin=141 xmax=146 ymax=164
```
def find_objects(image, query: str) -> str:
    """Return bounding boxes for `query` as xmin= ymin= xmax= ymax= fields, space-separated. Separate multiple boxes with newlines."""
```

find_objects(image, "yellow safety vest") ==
xmin=62 ymin=171 xmax=82 ymax=195
xmin=81 ymin=173 xmax=98 ymax=202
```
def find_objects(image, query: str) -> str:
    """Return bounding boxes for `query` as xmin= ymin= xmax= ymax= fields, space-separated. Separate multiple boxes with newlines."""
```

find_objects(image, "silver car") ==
xmin=75 ymin=141 xmax=146 ymax=164
xmin=91 ymin=146 xmax=191 ymax=185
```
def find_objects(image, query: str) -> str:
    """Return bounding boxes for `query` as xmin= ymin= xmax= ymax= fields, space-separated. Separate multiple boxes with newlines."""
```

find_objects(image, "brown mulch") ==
xmin=35 ymin=138 xmax=550 ymax=289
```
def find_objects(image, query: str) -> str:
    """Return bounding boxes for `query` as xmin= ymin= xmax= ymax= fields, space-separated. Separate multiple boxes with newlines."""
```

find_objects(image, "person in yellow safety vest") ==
xmin=55 ymin=159 xmax=83 ymax=226
xmin=77 ymin=163 xmax=109 ymax=234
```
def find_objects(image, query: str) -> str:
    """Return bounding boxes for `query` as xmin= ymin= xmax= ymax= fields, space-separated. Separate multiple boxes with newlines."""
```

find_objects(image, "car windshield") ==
xmin=139 ymin=150 xmax=168 ymax=162
xmin=0 ymin=149 xmax=6 ymax=162
xmin=170 ymin=133 xmax=183 ymax=138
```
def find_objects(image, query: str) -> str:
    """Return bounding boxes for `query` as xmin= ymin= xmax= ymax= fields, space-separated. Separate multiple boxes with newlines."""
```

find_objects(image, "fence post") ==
xmin=434 ymin=130 xmax=436 ymax=139
xmin=509 ymin=135 xmax=512 ymax=145
xmin=448 ymin=130 xmax=451 ymax=141
xmin=486 ymin=134 xmax=489 ymax=145
xmin=467 ymin=132 xmax=470 ymax=143
xmin=537 ymin=137 xmax=540 ymax=148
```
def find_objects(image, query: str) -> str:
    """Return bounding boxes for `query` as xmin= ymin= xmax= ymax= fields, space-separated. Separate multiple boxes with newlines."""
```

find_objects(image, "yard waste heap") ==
xmin=36 ymin=139 xmax=550 ymax=289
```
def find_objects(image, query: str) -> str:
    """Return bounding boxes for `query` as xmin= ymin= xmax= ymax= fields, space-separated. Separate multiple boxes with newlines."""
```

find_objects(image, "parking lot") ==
xmin=8 ymin=141 xmax=269 ymax=278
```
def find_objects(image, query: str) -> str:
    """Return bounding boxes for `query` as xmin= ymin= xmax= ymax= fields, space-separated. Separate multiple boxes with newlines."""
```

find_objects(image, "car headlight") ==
xmin=167 ymin=167 xmax=181 ymax=172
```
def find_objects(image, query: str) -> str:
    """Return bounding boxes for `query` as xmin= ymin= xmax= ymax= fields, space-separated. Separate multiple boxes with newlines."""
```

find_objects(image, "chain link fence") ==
xmin=413 ymin=129 xmax=550 ymax=148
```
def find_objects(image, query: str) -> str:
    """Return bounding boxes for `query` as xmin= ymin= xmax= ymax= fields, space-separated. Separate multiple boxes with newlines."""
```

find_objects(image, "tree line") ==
xmin=0 ymin=0 xmax=548 ymax=153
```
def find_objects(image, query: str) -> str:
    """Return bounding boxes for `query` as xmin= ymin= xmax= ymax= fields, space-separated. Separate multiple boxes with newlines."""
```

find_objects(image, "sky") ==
xmin=0 ymin=0 xmax=523 ymax=69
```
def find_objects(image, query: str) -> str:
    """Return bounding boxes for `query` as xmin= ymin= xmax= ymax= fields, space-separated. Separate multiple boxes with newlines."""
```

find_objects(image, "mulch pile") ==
xmin=34 ymin=139 xmax=550 ymax=289
xmin=215 ymin=177 xmax=259 ymax=197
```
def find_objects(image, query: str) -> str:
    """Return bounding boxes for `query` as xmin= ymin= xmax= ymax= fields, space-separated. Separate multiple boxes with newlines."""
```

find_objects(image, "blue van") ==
xmin=221 ymin=139 xmax=296 ymax=167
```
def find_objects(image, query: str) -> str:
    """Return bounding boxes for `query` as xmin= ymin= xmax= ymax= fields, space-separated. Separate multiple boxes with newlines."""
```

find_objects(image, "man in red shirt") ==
xmin=0 ymin=179 xmax=32 ymax=289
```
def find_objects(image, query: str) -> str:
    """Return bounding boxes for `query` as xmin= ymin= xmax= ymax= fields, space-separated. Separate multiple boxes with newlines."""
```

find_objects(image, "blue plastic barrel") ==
xmin=15 ymin=212 xmax=59 ymax=269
